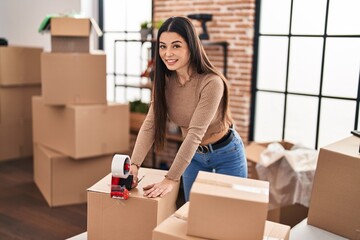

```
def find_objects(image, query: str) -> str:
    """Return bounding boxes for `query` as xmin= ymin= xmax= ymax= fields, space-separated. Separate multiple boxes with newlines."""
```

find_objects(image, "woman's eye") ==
xmin=159 ymin=45 xmax=166 ymax=49
xmin=173 ymin=45 xmax=180 ymax=49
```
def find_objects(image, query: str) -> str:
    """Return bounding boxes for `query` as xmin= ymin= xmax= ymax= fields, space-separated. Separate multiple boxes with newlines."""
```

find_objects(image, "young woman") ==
xmin=130 ymin=16 xmax=247 ymax=201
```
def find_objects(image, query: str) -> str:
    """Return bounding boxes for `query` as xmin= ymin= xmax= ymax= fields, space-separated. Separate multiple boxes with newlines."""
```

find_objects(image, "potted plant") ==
xmin=152 ymin=19 xmax=164 ymax=38
xmin=129 ymin=100 xmax=149 ymax=132
xmin=140 ymin=21 xmax=151 ymax=40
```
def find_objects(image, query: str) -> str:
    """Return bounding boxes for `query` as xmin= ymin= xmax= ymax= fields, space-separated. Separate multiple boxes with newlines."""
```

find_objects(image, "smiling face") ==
xmin=159 ymin=32 xmax=191 ymax=75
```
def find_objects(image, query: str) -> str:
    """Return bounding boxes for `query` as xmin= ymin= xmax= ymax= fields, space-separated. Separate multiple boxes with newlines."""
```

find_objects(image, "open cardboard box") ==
xmin=245 ymin=141 xmax=309 ymax=227
xmin=39 ymin=15 xmax=103 ymax=52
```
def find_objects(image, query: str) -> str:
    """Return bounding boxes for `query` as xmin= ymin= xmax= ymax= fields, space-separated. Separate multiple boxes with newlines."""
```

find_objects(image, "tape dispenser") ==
xmin=110 ymin=154 xmax=133 ymax=200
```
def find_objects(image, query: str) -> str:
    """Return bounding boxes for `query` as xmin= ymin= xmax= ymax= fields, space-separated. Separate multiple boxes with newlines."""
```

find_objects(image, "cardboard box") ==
xmin=32 ymin=96 xmax=129 ymax=159
xmin=39 ymin=16 xmax=102 ymax=52
xmin=307 ymin=136 xmax=360 ymax=239
xmin=0 ymin=86 xmax=41 ymax=124
xmin=0 ymin=46 xmax=42 ymax=86
xmin=245 ymin=141 xmax=294 ymax=179
xmin=0 ymin=121 xmax=32 ymax=161
xmin=34 ymin=143 xmax=113 ymax=207
xmin=41 ymin=52 xmax=106 ymax=105
xmin=290 ymin=218 xmax=348 ymax=240
xmin=87 ymin=168 xmax=180 ymax=240
xmin=153 ymin=202 xmax=290 ymax=240
xmin=245 ymin=141 xmax=309 ymax=227
xmin=187 ymin=171 xmax=269 ymax=240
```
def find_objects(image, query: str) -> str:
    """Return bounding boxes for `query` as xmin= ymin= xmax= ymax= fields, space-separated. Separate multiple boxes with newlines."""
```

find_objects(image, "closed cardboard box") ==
xmin=0 ymin=46 xmax=42 ymax=86
xmin=32 ymin=96 xmax=129 ymax=159
xmin=0 ymin=121 xmax=32 ymax=161
xmin=187 ymin=171 xmax=269 ymax=240
xmin=307 ymin=136 xmax=360 ymax=239
xmin=153 ymin=202 xmax=290 ymax=240
xmin=34 ymin=143 xmax=113 ymax=207
xmin=87 ymin=168 xmax=180 ymax=240
xmin=0 ymin=86 xmax=41 ymax=124
xmin=41 ymin=52 xmax=106 ymax=105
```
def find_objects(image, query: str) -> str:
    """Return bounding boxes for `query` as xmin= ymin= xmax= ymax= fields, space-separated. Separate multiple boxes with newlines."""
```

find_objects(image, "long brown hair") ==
xmin=153 ymin=16 xmax=232 ymax=151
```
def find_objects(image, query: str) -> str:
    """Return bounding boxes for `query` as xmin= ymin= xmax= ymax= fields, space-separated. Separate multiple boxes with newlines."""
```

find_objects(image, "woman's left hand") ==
xmin=143 ymin=177 xmax=177 ymax=198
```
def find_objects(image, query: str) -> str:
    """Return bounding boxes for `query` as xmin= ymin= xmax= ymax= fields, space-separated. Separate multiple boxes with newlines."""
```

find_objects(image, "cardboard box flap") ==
xmin=246 ymin=142 xmax=267 ymax=163
xmin=323 ymin=135 xmax=359 ymax=158
xmin=193 ymin=171 xmax=269 ymax=202
xmin=246 ymin=141 xmax=295 ymax=164
xmin=264 ymin=220 xmax=290 ymax=240
xmin=174 ymin=202 xmax=189 ymax=220
xmin=39 ymin=15 xmax=103 ymax=37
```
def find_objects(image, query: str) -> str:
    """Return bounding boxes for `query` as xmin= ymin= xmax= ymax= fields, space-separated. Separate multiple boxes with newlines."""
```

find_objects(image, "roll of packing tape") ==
xmin=111 ymin=154 xmax=131 ymax=178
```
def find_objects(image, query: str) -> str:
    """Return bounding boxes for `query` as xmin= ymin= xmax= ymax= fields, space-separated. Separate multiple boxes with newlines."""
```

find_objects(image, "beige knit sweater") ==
xmin=131 ymin=72 xmax=228 ymax=180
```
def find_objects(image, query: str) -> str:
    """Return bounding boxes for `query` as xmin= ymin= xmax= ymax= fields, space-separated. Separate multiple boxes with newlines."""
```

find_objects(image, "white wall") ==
xmin=0 ymin=0 xmax=81 ymax=50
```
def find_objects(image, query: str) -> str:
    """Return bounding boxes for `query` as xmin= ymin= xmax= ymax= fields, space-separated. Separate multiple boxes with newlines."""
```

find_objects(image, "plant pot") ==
xmin=140 ymin=29 xmax=151 ymax=40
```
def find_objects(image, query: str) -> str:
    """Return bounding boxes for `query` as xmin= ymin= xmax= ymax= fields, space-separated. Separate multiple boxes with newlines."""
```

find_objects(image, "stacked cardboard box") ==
xmin=153 ymin=171 xmax=291 ymax=240
xmin=33 ymin=17 xmax=130 ymax=207
xmin=0 ymin=46 xmax=42 ymax=161
xmin=87 ymin=168 xmax=180 ymax=240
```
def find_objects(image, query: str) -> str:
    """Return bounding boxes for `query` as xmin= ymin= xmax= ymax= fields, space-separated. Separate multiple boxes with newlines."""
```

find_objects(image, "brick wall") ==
xmin=132 ymin=0 xmax=255 ymax=168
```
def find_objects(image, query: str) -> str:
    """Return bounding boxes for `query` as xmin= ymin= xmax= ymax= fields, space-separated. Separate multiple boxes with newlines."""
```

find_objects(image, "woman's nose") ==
xmin=165 ymin=49 xmax=174 ymax=57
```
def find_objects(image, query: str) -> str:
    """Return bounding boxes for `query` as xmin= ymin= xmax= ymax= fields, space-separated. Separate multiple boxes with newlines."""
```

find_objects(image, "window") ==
xmin=99 ymin=0 xmax=153 ymax=103
xmin=250 ymin=0 xmax=360 ymax=148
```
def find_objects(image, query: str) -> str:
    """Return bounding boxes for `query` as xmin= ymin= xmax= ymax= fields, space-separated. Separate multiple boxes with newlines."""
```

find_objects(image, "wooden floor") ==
xmin=0 ymin=157 xmax=186 ymax=240
xmin=0 ymin=157 xmax=87 ymax=240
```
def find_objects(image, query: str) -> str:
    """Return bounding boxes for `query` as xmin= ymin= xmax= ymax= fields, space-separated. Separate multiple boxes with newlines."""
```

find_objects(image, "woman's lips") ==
xmin=165 ymin=59 xmax=178 ymax=66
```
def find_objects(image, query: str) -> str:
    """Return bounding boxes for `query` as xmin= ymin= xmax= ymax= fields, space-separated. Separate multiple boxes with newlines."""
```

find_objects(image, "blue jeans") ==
xmin=182 ymin=128 xmax=248 ymax=201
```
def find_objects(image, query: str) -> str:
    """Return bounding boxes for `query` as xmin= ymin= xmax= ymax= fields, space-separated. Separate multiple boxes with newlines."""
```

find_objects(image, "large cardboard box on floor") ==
xmin=153 ymin=202 xmax=290 ymax=240
xmin=34 ymin=143 xmax=114 ymax=206
xmin=33 ymin=143 xmax=113 ymax=207
xmin=39 ymin=16 xmax=102 ymax=52
xmin=0 ymin=86 xmax=41 ymax=124
xmin=41 ymin=52 xmax=106 ymax=105
xmin=307 ymin=136 xmax=360 ymax=239
xmin=0 ymin=46 xmax=42 ymax=86
xmin=0 ymin=121 xmax=32 ymax=161
xmin=187 ymin=171 xmax=269 ymax=240
xmin=32 ymin=96 xmax=129 ymax=159
xmin=87 ymin=168 xmax=180 ymax=240
xmin=245 ymin=141 xmax=309 ymax=227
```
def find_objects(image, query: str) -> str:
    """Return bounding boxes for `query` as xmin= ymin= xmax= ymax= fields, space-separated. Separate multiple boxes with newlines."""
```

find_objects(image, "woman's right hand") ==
xmin=130 ymin=164 xmax=139 ymax=188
